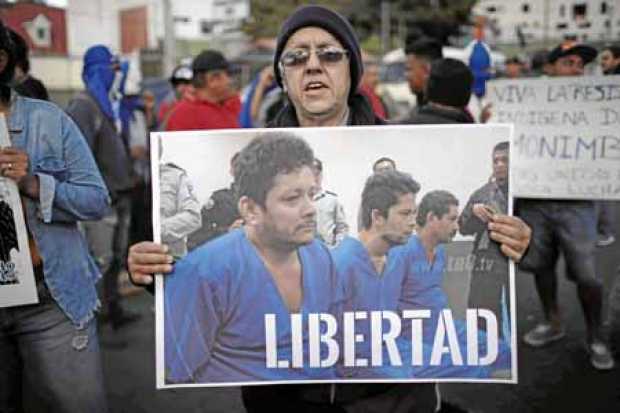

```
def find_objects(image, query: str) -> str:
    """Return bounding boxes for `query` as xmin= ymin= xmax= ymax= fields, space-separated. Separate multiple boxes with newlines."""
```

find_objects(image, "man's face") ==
xmin=428 ymin=204 xmax=459 ymax=244
xmin=492 ymin=149 xmax=509 ymax=184
xmin=505 ymin=62 xmax=523 ymax=78
xmin=405 ymin=54 xmax=430 ymax=94
xmin=206 ymin=70 xmax=233 ymax=102
xmin=280 ymin=27 xmax=351 ymax=121
xmin=256 ymin=166 xmax=318 ymax=248
xmin=379 ymin=192 xmax=417 ymax=245
xmin=552 ymin=54 xmax=584 ymax=77
xmin=373 ymin=160 xmax=395 ymax=173
xmin=175 ymin=82 xmax=194 ymax=100
xmin=600 ymin=50 xmax=619 ymax=74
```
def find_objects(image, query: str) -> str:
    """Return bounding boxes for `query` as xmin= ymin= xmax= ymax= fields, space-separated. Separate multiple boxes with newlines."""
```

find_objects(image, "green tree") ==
xmin=242 ymin=0 xmax=354 ymax=39
xmin=242 ymin=0 xmax=477 ymax=48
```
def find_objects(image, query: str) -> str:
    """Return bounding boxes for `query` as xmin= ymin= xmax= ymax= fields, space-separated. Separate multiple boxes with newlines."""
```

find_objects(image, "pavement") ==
xmin=99 ymin=210 xmax=620 ymax=413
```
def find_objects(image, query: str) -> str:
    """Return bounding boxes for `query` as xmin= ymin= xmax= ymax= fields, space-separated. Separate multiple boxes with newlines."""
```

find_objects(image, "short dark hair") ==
xmin=603 ymin=44 xmax=620 ymax=59
xmin=416 ymin=190 xmax=458 ymax=228
xmin=372 ymin=157 xmax=396 ymax=172
xmin=312 ymin=158 xmax=323 ymax=172
xmin=493 ymin=141 xmax=509 ymax=153
xmin=0 ymin=19 xmax=16 ymax=87
xmin=426 ymin=58 xmax=473 ymax=108
xmin=8 ymin=29 xmax=28 ymax=73
xmin=360 ymin=170 xmax=421 ymax=230
xmin=234 ymin=132 xmax=314 ymax=207
xmin=404 ymin=36 xmax=443 ymax=61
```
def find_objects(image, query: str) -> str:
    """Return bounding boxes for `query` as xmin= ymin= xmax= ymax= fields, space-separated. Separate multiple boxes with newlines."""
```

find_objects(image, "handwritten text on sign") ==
xmin=488 ymin=76 xmax=620 ymax=200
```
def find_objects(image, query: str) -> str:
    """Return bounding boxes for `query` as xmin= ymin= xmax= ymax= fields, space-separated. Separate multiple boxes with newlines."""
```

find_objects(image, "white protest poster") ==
xmin=0 ymin=115 xmax=38 ymax=307
xmin=153 ymin=124 xmax=516 ymax=387
xmin=487 ymin=75 xmax=620 ymax=200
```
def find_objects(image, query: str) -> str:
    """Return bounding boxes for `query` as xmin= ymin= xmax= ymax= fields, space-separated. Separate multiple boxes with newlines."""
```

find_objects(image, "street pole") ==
xmin=381 ymin=1 xmax=390 ymax=56
xmin=543 ymin=0 xmax=549 ymax=48
xmin=162 ymin=0 xmax=175 ymax=77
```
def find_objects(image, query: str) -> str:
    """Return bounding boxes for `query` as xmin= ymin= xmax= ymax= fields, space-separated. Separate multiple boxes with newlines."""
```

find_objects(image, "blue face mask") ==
xmin=82 ymin=45 xmax=118 ymax=119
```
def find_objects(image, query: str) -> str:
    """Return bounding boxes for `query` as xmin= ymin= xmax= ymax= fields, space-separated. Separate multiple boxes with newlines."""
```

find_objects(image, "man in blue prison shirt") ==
xmin=399 ymin=190 xmax=511 ymax=377
xmin=164 ymin=132 xmax=341 ymax=383
xmin=333 ymin=171 xmax=443 ymax=379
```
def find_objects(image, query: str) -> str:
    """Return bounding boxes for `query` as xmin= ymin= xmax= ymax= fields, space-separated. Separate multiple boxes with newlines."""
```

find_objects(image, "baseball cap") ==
xmin=548 ymin=41 xmax=597 ymax=64
xmin=170 ymin=64 xmax=193 ymax=83
xmin=192 ymin=50 xmax=231 ymax=73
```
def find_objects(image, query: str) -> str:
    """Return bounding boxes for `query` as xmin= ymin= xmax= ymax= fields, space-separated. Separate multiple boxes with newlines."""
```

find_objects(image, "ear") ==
xmin=371 ymin=209 xmax=385 ymax=228
xmin=238 ymin=196 xmax=261 ymax=226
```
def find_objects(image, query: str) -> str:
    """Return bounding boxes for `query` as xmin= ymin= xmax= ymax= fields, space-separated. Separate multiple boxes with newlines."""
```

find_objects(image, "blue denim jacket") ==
xmin=8 ymin=94 xmax=110 ymax=327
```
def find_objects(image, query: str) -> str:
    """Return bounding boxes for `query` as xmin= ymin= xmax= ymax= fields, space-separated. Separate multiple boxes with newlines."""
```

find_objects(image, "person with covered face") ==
xmin=128 ymin=5 xmax=532 ymax=411
xmin=0 ymin=19 xmax=110 ymax=412
xmin=66 ymin=44 xmax=137 ymax=330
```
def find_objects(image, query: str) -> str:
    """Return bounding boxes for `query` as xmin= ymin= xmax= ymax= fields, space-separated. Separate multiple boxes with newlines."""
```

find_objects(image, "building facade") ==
xmin=473 ymin=0 xmax=620 ymax=45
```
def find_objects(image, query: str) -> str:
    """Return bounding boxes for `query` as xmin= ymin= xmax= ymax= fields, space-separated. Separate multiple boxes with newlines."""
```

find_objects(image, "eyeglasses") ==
xmin=280 ymin=46 xmax=349 ymax=68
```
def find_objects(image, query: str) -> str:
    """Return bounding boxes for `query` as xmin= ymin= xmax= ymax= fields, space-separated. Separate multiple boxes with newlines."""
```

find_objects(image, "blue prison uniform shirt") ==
xmin=164 ymin=229 xmax=340 ymax=383
xmin=399 ymin=235 xmax=511 ymax=377
xmin=332 ymin=237 xmax=444 ymax=379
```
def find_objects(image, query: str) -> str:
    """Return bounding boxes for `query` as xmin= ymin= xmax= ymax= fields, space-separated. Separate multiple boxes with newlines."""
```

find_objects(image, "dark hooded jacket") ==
xmin=268 ymin=93 xmax=384 ymax=127
xmin=406 ymin=103 xmax=474 ymax=124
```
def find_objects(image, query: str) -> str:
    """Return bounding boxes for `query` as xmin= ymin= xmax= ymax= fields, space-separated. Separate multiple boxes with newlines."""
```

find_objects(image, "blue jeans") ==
xmin=0 ymin=279 xmax=108 ymax=412
xmin=82 ymin=193 xmax=132 ymax=315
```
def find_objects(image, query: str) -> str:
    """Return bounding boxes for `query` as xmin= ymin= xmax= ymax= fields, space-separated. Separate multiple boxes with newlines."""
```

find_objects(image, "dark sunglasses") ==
xmin=280 ymin=47 xmax=349 ymax=68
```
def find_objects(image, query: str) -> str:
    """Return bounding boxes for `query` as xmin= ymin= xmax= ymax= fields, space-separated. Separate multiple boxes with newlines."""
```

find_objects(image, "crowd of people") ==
xmin=0 ymin=4 xmax=618 ymax=412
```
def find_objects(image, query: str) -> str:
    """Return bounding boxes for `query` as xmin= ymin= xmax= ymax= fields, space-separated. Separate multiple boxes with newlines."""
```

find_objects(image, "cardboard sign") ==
xmin=0 ymin=115 xmax=38 ymax=308
xmin=487 ymin=75 xmax=620 ymax=200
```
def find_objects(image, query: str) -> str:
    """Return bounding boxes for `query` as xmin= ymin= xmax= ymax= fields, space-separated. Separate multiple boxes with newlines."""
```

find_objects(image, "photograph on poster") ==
xmin=0 ymin=118 xmax=37 ymax=308
xmin=153 ymin=124 xmax=516 ymax=388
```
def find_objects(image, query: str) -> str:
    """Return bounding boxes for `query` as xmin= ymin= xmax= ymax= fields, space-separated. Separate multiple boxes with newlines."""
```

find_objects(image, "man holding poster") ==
xmin=128 ymin=5 xmax=532 ymax=412
xmin=517 ymin=42 xmax=615 ymax=370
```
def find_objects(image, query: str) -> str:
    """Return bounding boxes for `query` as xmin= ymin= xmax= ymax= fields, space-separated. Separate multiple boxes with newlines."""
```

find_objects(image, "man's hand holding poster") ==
xmin=153 ymin=124 xmax=517 ymax=387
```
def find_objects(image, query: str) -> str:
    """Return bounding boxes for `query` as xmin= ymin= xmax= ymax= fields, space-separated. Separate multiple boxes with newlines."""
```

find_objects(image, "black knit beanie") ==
xmin=273 ymin=5 xmax=362 ymax=100
xmin=426 ymin=58 xmax=473 ymax=108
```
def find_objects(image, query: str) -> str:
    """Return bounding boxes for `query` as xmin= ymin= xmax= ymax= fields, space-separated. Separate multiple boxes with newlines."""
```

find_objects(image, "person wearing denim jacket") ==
xmin=0 ymin=19 xmax=110 ymax=412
